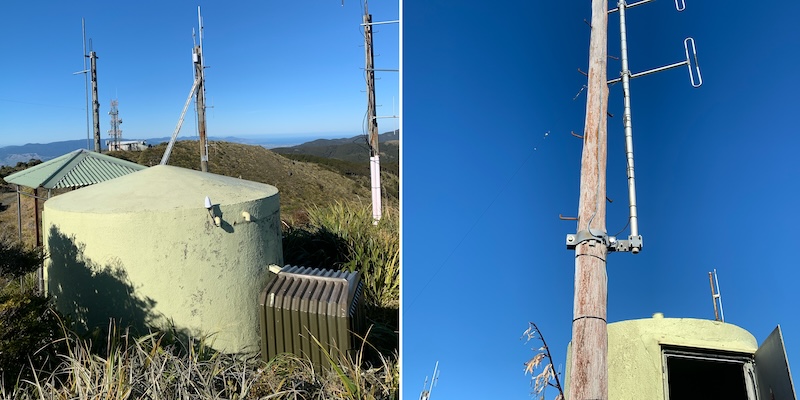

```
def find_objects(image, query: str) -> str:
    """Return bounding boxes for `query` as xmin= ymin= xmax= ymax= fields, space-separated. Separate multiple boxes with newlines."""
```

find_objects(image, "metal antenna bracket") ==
xmin=608 ymin=235 xmax=643 ymax=253
xmin=566 ymin=230 xmax=609 ymax=249
xmin=567 ymin=231 xmax=643 ymax=253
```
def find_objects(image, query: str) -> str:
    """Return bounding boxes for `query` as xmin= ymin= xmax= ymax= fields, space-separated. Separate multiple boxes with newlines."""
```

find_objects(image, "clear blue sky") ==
xmin=403 ymin=1 xmax=799 ymax=399
xmin=0 ymin=0 xmax=398 ymax=147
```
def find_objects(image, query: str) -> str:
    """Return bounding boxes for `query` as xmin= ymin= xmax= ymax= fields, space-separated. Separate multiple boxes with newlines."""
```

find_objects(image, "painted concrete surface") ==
xmin=43 ymin=165 xmax=283 ymax=353
xmin=565 ymin=315 xmax=758 ymax=399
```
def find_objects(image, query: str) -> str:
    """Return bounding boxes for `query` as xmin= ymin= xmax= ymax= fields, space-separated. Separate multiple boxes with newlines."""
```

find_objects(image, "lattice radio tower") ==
xmin=108 ymin=99 xmax=122 ymax=151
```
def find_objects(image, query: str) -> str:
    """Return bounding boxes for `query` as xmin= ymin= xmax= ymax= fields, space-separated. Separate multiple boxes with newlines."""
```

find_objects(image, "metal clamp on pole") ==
xmin=566 ymin=230 xmax=610 ymax=250
xmin=568 ymin=232 xmax=643 ymax=253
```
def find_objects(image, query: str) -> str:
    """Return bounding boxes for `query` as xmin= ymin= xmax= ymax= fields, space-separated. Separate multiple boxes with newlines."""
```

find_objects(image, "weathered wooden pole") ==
xmin=364 ymin=1 xmax=382 ymax=223
xmin=195 ymin=7 xmax=209 ymax=172
xmin=89 ymin=51 xmax=100 ymax=153
xmin=570 ymin=0 xmax=609 ymax=398
xmin=194 ymin=41 xmax=208 ymax=173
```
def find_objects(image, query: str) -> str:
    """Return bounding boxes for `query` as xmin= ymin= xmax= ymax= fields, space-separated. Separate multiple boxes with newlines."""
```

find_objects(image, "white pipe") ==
xmin=161 ymin=78 xmax=201 ymax=165
xmin=370 ymin=155 xmax=382 ymax=224
xmin=714 ymin=269 xmax=725 ymax=322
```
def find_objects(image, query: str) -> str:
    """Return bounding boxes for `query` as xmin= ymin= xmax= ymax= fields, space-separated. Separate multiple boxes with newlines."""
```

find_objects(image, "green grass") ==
xmin=0 ymin=144 xmax=400 ymax=399
xmin=0 ymin=326 xmax=397 ymax=399
xmin=282 ymin=201 xmax=399 ymax=365
xmin=283 ymin=202 xmax=399 ymax=311
xmin=0 ymin=199 xmax=399 ymax=399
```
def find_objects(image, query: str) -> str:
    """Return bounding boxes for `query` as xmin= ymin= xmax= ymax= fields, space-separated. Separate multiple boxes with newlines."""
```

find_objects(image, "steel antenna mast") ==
xmin=419 ymin=361 xmax=439 ymax=400
xmin=80 ymin=19 xmax=90 ymax=150
xmin=72 ymin=20 xmax=95 ymax=152
xmin=603 ymin=0 xmax=702 ymax=254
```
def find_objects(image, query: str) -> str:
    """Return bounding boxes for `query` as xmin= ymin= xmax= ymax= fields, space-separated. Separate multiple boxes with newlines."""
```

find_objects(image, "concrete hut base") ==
xmin=44 ymin=165 xmax=283 ymax=353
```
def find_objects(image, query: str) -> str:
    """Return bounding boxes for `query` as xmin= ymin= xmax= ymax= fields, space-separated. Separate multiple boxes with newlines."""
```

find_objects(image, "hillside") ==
xmin=0 ymin=139 xmax=399 ymax=245
xmin=272 ymin=130 xmax=399 ymax=165
xmin=107 ymin=140 xmax=398 ymax=218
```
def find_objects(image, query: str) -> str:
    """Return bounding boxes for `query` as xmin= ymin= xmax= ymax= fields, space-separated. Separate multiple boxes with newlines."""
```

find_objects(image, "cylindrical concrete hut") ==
xmin=564 ymin=314 xmax=796 ymax=399
xmin=43 ymin=165 xmax=283 ymax=353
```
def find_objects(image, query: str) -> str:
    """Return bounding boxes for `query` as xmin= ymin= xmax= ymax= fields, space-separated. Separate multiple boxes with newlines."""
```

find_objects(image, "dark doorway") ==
xmin=665 ymin=351 xmax=752 ymax=400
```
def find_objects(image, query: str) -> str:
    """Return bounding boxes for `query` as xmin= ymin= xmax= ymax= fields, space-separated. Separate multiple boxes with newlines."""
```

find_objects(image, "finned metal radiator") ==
xmin=258 ymin=265 xmax=365 ymax=366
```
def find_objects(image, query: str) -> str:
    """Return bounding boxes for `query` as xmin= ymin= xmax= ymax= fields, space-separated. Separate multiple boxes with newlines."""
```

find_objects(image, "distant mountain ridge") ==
xmin=0 ymin=132 xmax=397 ymax=166
xmin=272 ymin=130 xmax=399 ymax=164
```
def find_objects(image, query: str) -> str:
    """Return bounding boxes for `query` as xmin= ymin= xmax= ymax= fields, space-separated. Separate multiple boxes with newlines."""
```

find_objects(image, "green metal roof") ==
xmin=3 ymin=149 xmax=147 ymax=189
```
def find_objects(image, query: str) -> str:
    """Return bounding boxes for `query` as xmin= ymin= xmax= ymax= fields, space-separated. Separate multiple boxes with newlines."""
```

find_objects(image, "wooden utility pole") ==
xmin=89 ymin=51 xmax=101 ymax=153
xmin=364 ymin=2 xmax=382 ymax=223
xmin=194 ymin=7 xmax=209 ymax=172
xmin=194 ymin=44 xmax=208 ymax=172
xmin=570 ymin=0 xmax=609 ymax=398
xmin=364 ymin=11 xmax=378 ymax=157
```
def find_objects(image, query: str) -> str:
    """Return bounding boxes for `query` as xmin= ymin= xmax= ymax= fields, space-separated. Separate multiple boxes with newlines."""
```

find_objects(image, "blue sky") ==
xmin=403 ymin=1 xmax=799 ymax=399
xmin=0 ymin=0 xmax=398 ymax=147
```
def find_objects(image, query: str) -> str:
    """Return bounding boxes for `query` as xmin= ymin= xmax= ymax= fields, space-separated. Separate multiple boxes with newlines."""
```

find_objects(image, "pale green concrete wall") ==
xmin=43 ymin=165 xmax=283 ymax=354
xmin=565 ymin=315 xmax=758 ymax=399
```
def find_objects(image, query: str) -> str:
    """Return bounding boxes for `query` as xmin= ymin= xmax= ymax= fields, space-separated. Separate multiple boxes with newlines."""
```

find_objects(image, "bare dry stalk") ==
xmin=522 ymin=322 xmax=565 ymax=400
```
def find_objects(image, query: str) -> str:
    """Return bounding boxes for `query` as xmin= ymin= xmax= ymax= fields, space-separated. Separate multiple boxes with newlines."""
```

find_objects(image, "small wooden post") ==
xmin=33 ymin=187 xmax=41 ymax=248
xmin=16 ymin=185 xmax=22 ymax=241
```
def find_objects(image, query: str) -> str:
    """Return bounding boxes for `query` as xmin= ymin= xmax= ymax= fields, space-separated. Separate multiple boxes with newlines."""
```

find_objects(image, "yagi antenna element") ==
xmin=567 ymin=0 xmax=704 ymax=254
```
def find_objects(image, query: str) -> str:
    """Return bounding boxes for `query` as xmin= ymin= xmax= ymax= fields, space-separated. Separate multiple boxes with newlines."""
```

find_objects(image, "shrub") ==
xmin=0 ymin=235 xmax=64 ymax=390
xmin=283 ymin=201 xmax=399 ymax=310
xmin=282 ymin=201 xmax=399 ymax=362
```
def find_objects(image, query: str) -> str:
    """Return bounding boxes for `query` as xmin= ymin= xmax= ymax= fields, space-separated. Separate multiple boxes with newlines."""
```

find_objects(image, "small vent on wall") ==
xmin=258 ymin=265 xmax=365 ymax=367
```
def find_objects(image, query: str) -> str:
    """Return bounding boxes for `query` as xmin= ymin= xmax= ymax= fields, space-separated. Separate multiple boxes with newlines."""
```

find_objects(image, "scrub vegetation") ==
xmin=522 ymin=323 xmax=565 ymax=400
xmin=0 ymin=141 xmax=399 ymax=399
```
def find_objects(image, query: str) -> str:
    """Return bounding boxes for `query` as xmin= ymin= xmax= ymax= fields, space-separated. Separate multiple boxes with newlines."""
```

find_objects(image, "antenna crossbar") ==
xmin=360 ymin=19 xmax=399 ymax=26
xmin=609 ymin=0 xmax=685 ymax=13
xmin=607 ymin=38 xmax=702 ymax=87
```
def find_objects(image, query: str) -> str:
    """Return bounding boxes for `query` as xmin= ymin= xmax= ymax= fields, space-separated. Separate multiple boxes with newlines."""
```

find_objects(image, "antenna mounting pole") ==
xmin=419 ymin=361 xmax=439 ymax=400
xmin=194 ymin=6 xmax=209 ymax=172
xmin=82 ymin=19 xmax=90 ymax=151
xmin=711 ymin=269 xmax=725 ymax=322
xmin=363 ymin=1 xmax=381 ymax=224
